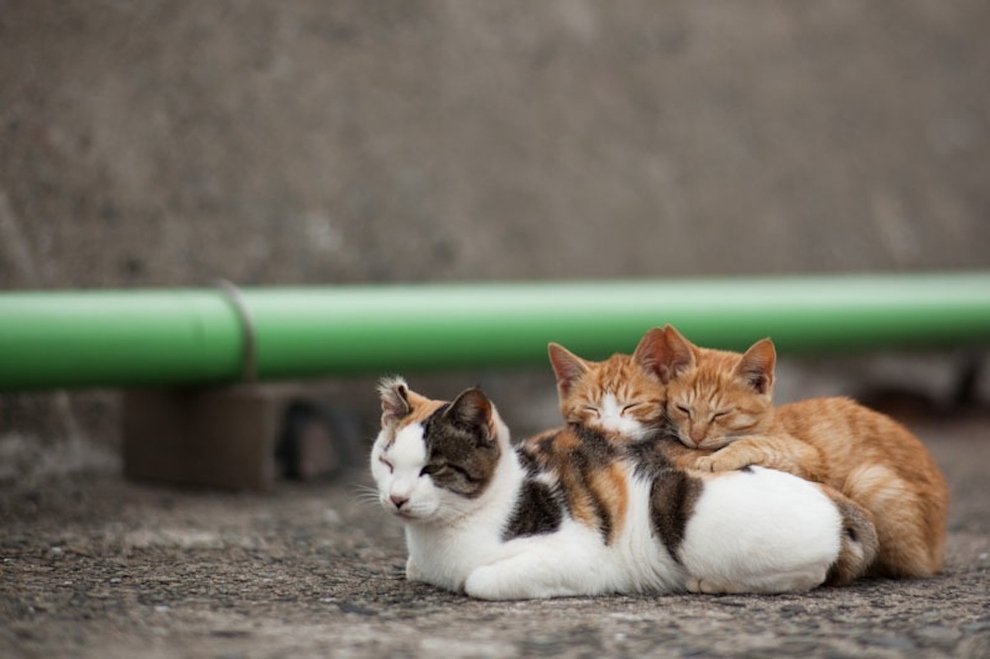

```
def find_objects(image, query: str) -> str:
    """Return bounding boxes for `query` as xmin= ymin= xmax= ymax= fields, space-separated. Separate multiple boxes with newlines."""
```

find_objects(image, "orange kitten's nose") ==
xmin=390 ymin=494 xmax=409 ymax=509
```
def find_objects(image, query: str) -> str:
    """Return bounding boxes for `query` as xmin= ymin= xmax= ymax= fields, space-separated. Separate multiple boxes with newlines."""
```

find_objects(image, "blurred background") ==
xmin=1 ymin=1 xmax=988 ymax=483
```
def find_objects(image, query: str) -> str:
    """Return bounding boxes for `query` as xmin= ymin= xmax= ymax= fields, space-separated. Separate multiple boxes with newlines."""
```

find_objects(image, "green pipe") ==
xmin=1 ymin=272 xmax=988 ymax=391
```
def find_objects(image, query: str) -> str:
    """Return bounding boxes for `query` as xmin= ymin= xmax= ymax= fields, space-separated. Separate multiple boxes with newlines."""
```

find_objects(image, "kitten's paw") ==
xmin=694 ymin=454 xmax=748 ymax=473
xmin=693 ymin=456 xmax=717 ymax=472
xmin=405 ymin=557 xmax=424 ymax=582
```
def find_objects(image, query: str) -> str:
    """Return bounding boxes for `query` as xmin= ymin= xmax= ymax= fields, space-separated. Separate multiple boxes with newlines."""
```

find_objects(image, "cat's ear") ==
xmin=444 ymin=387 xmax=496 ymax=442
xmin=736 ymin=338 xmax=776 ymax=396
xmin=378 ymin=376 xmax=412 ymax=429
xmin=653 ymin=325 xmax=697 ymax=383
xmin=548 ymin=343 xmax=589 ymax=399
xmin=632 ymin=327 xmax=666 ymax=379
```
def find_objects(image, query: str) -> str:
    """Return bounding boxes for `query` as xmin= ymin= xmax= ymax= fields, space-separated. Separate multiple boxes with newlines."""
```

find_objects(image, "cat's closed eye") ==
xmin=580 ymin=405 xmax=599 ymax=416
xmin=420 ymin=463 xmax=445 ymax=477
xmin=712 ymin=410 xmax=731 ymax=420
xmin=379 ymin=456 xmax=394 ymax=473
xmin=675 ymin=404 xmax=691 ymax=417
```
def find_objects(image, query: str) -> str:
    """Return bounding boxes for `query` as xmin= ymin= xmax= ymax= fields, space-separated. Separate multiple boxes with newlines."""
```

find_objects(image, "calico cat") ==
xmin=652 ymin=324 xmax=949 ymax=579
xmin=370 ymin=376 xmax=877 ymax=600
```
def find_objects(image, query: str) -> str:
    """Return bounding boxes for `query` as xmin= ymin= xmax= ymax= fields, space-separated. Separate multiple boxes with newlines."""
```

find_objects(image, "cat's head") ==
xmin=654 ymin=325 xmax=776 ymax=450
xmin=547 ymin=328 xmax=668 ymax=442
xmin=371 ymin=377 xmax=506 ymax=524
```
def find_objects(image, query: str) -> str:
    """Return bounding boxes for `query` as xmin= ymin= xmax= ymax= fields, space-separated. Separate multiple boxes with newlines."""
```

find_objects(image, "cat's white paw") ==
xmin=464 ymin=565 xmax=546 ymax=600
xmin=685 ymin=576 xmax=744 ymax=594
xmin=406 ymin=557 xmax=424 ymax=582
xmin=464 ymin=566 xmax=510 ymax=600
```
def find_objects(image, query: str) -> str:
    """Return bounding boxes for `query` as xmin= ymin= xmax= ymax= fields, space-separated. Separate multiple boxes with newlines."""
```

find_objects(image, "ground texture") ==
xmin=1 ymin=419 xmax=988 ymax=658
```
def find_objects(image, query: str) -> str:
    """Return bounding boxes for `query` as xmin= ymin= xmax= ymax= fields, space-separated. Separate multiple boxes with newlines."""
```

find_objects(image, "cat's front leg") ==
xmin=694 ymin=435 xmax=825 ymax=481
xmin=693 ymin=439 xmax=762 ymax=473
xmin=463 ymin=548 xmax=593 ymax=600
xmin=465 ymin=563 xmax=580 ymax=601
xmin=464 ymin=564 xmax=529 ymax=600
xmin=685 ymin=576 xmax=748 ymax=594
xmin=405 ymin=556 xmax=424 ymax=582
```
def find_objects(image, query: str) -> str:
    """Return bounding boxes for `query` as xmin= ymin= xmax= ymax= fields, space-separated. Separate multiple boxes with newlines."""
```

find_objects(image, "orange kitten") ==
xmin=656 ymin=324 xmax=949 ymax=578
xmin=547 ymin=331 xmax=669 ymax=443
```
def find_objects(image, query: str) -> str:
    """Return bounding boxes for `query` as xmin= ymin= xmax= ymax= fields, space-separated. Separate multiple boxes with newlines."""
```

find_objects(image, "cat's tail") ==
xmin=821 ymin=485 xmax=880 ymax=586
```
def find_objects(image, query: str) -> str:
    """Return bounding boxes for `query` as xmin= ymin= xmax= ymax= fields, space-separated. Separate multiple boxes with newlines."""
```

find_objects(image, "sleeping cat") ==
xmin=651 ymin=324 xmax=949 ymax=579
xmin=370 ymin=376 xmax=877 ymax=600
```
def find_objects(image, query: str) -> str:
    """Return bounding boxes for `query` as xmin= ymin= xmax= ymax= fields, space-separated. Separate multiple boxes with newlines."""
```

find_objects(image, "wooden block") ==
xmin=122 ymin=385 xmax=282 ymax=491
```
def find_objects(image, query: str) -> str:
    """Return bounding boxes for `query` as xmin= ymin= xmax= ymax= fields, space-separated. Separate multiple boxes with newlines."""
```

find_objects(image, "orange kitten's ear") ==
xmin=736 ymin=338 xmax=776 ymax=396
xmin=632 ymin=327 xmax=666 ymax=379
xmin=654 ymin=325 xmax=697 ymax=383
xmin=444 ymin=387 xmax=496 ymax=442
xmin=378 ymin=376 xmax=412 ymax=429
xmin=548 ymin=343 xmax=589 ymax=399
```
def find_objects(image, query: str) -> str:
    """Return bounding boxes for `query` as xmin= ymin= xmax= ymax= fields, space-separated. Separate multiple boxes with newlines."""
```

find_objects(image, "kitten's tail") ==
xmin=821 ymin=485 xmax=879 ymax=586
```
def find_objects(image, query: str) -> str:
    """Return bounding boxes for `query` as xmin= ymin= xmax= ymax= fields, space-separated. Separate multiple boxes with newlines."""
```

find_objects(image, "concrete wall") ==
xmin=1 ymin=1 xmax=988 ymax=457
xmin=2 ymin=1 xmax=988 ymax=290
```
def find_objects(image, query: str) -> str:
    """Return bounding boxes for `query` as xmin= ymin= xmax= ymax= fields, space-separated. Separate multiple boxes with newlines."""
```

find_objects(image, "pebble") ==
xmin=912 ymin=625 xmax=962 ymax=646
xmin=862 ymin=634 xmax=916 ymax=650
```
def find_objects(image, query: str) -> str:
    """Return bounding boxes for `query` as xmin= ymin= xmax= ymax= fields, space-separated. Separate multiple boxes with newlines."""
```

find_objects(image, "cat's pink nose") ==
xmin=390 ymin=494 xmax=409 ymax=510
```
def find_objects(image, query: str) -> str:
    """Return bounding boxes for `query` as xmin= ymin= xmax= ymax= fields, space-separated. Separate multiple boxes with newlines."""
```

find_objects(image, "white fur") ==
xmin=596 ymin=393 xmax=652 ymax=441
xmin=371 ymin=404 xmax=845 ymax=600
xmin=679 ymin=467 xmax=842 ymax=593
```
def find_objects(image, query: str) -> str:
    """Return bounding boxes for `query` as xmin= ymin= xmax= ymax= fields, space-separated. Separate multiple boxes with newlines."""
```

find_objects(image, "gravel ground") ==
xmin=1 ymin=418 xmax=988 ymax=658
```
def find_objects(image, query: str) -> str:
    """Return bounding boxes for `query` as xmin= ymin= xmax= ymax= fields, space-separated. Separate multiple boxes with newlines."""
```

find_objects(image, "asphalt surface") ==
xmin=1 ymin=418 xmax=988 ymax=658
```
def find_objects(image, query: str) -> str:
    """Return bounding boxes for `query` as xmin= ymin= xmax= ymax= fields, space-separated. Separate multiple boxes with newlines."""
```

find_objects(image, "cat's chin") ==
xmin=677 ymin=435 xmax=730 ymax=451
xmin=389 ymin=507 xmax=438 ymax=524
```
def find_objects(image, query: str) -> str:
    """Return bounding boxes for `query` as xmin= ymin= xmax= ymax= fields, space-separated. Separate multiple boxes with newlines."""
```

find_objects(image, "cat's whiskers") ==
xmin=349 ymin=483 xmax=385 ymax=508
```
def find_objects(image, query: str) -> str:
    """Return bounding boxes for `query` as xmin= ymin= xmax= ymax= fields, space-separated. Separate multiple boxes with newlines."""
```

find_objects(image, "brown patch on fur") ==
xmin=818 ymin=484 xmax=879 ymax=586
xmin=586 ymin=461 xmax=629 ymax=542
xmin=649 ymin=467 xmax=704 ymax=559
xmin=377 ymin=376 xmax=446 ymax=448
xmin=519 ymin=426 xmax=630 ymax=544
xmin=419 ymin=388 xmax=501 ymax=499
xmin=401 ymin=397 xmax=446 ymax=428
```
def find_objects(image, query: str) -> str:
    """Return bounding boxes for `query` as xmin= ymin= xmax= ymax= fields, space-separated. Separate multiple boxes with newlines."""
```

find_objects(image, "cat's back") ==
xmin=518 ymin=424 xmax=632 ymax=545
xmin=775 ymin=396 xmax=945 ymax=485
xmin=777 ymin=396 xmax=948 ymax=578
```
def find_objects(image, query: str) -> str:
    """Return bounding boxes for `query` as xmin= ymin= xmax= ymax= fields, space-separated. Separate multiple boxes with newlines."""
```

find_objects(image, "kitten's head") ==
xmin=547 ymin=328 xmax=668 ymax=442
xmin=655 ymin=325 xmax=776 ymax=450
xmin=371 ymin=377 xmax=506 ymax=524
